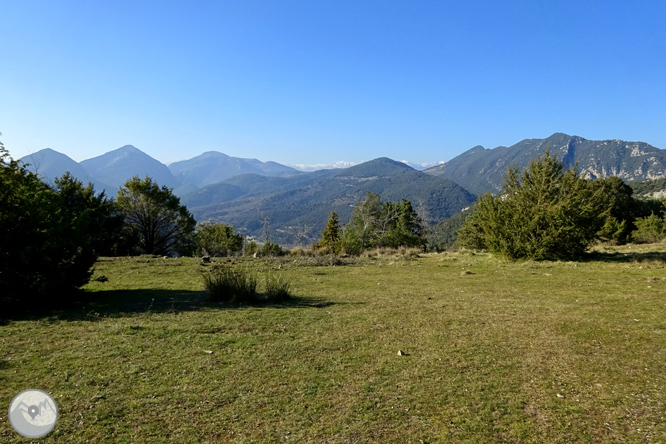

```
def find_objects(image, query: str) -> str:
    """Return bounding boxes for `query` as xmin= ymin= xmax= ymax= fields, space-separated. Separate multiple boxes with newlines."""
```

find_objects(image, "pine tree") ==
xmin=318 ymin=211 xmax=342 ymax=252
xmin=457 ymin=151 xmax=609 ymax=260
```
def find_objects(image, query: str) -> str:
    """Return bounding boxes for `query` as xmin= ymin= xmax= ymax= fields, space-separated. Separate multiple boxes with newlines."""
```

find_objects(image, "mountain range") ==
xmin=424 ymin=133 xmax=666 ymax=195
xmin=16 ymin=132 xmax=666 ymax=246
xmin=181 ymin=158 xmax=475 ymax=245
xmin=19 ymin=146 xmax=303 ymax=198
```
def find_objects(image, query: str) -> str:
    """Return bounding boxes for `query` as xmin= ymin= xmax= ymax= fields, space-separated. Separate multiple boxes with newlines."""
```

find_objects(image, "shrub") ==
xmin=195 ymin=221 xmax=243 ymax=257
xmin=290 ymin=246 xmax=315 ymax=257
xmin=245 ymin=241 xmax=259 ymax=255
xmin=262 ymin=241 xmax=283 ymax=256
xmin=1 ymin=144 xmax=99 ymax=307
xmin=457 ymin=151 xmax=610 ymax=261
xmin=632 ymin=213 xmax=666 ymax=243
xmin=202 ymin=266 xmax=258 ymax=303
xmin=264 ymin=273 xmax=291 ymax=302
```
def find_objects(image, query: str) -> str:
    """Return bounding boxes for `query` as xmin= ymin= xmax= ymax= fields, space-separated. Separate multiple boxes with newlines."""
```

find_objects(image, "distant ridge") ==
xmin=168 ymin=151 xmax=297 ymax=188
xmin=184 ymin=157 xmax=476 ymax=246
xmin=424 ymin=133 xmax=666 ymax=195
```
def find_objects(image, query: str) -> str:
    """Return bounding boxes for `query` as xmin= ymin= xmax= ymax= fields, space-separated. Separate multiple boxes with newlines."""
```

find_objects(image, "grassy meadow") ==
xmin=2 ymin=244 xmax=666 ymax=443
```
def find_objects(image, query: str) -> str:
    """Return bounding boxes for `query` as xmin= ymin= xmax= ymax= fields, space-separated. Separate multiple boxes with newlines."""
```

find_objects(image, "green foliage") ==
xmin=53 ymin=172 xmax=124 ymax=255
xmin=342 ymin=192 xmax=425 ymax=253
xmin=455 ymin=208 xmax=487 ymax=251
xmin=264 ymin=272 xmax=291 ymax=301
xmin=202 ymin=266 xmax=291 ymax=303
xmin=262 ymin=241 xmax=283 ymax=256
xmin=427 ymin=207 xmax=474 ymax=250
xmin=245 ymin=241 xmax=259 ymax=255
xmin=632 ymin=197 xmax=666 ymax=220
xmin=597 ymin=217 xmax=628 ymax=244
xmin=203 ymin=266 xmax=258 ymax=303
xmin=316 ymin=211 xmax=343 ymax=253
xmin=0 ymin=143 xmax=97 ymax=305
xmin=344 ymin=192 xmax=381 ymax=250
xmin=629 ymin=177 xmax=666 ymax=197
xmin=633 ymin=212 xmax=666 ymax=243
xmin=116 ymin=176 xmax=197 ymax=256
xmin=377 ymin=199 xmax=425 ymax=249
xmin=195 ymin=221 xmax=243 ymax=257
xmin=590 ymin=176 xmax=635 ymax=244
xmin=457 ymin=151 xmax=609 ymax=260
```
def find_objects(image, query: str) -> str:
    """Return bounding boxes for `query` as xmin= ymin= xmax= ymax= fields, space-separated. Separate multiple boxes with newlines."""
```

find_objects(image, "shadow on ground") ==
xmin=585 ymin=250 xmax=666 ymax=263
xmin=1 ymin=289 xmax=336 ymax=323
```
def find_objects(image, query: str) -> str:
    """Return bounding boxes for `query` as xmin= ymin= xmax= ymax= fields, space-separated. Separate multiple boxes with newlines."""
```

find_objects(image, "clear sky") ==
xmin=1 ymin=0 xmax=665 ymax=166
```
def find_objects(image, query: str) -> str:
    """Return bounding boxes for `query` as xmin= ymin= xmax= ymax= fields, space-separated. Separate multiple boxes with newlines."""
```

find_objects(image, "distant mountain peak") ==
xmin=334 ymin=157 xmax=414 ymax=178
xmin=80 ymin=145 xmax=181 ymax=191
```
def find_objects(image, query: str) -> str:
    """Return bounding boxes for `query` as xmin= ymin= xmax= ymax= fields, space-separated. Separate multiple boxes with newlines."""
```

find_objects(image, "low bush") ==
xmin=264 ymin=273 xmax=291 ymax=302
xmin=203 ymin=266 xmax=292 ymax=303
xmin=632 ymin=213 xmax=666 ymax=243
xmin=289 ymin=246 xmax=316 ymax=257
xmin=203 ymin=266 xmax=258 ymax=303
xmin=362 ymin=246 xmax=421 ymax=259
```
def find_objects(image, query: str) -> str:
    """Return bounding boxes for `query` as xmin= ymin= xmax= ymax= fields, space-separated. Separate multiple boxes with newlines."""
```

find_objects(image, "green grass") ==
xmin=2 ymin=245 xmax=666 ymax=442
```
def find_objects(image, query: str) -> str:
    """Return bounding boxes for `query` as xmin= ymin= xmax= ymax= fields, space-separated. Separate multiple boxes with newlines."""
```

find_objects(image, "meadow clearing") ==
xmin=2 ymin=244 xmax=666 ymax=443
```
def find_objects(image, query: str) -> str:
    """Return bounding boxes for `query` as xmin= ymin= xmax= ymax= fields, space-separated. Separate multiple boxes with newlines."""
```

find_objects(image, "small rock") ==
xmin=203 ymin=350 xmax=214 ymax=354
xmin=557 ymin=393 xmax=565 ymax=398
xmin=397 ymin=350 xmax=407 ymax=356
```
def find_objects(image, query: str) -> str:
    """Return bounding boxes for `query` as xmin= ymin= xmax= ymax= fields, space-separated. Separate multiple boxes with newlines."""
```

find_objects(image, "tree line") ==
xmin=314 ymin=192 xmax=425 ymax=254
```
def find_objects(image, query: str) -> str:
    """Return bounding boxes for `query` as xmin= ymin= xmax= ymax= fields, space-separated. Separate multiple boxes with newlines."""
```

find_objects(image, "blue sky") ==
xmin=1 ymin=0 xmax=665 ymax=166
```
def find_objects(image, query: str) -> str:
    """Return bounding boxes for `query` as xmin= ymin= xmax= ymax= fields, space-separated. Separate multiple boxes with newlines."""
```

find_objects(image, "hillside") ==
xmin=629 ymin=177 xmax=666 ymax=198
xmin=425 ymin=133 xmax=666 ymax=195
xmin=185 ymin=158 xmax=476 ymax=246
xmin=168 ymin=151 xmax=298 ymax=188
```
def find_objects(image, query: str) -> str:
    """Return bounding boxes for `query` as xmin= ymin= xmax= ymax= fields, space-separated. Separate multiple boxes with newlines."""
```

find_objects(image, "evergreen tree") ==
xmin=457 ymin=151 xmax=609 ymax=260
xmin=0 ymin=141 xmax=98 ymax=306
xmin=317 ymin=210 xmax=342 ymax=253
xmin=379 ymin=199 xmax=425 ymax=248
xmin=53 ymin=172 xmax=124 ymax=256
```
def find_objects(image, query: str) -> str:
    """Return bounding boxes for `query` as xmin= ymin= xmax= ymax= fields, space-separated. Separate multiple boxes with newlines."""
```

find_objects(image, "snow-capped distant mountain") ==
xmin=399 ymin=160 xmax=445 ymax=170
xmin=291 ymin=160 xmax=444 ymax=172
xmin=290 ymin=161 xmax=358 ymax=172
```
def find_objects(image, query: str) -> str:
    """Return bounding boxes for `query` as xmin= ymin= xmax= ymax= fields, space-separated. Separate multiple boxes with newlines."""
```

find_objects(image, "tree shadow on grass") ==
xmin=1 ymin=289 xmax=338 ymax=323
xmin=583 ymin=250 xmax=666 ymax=264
